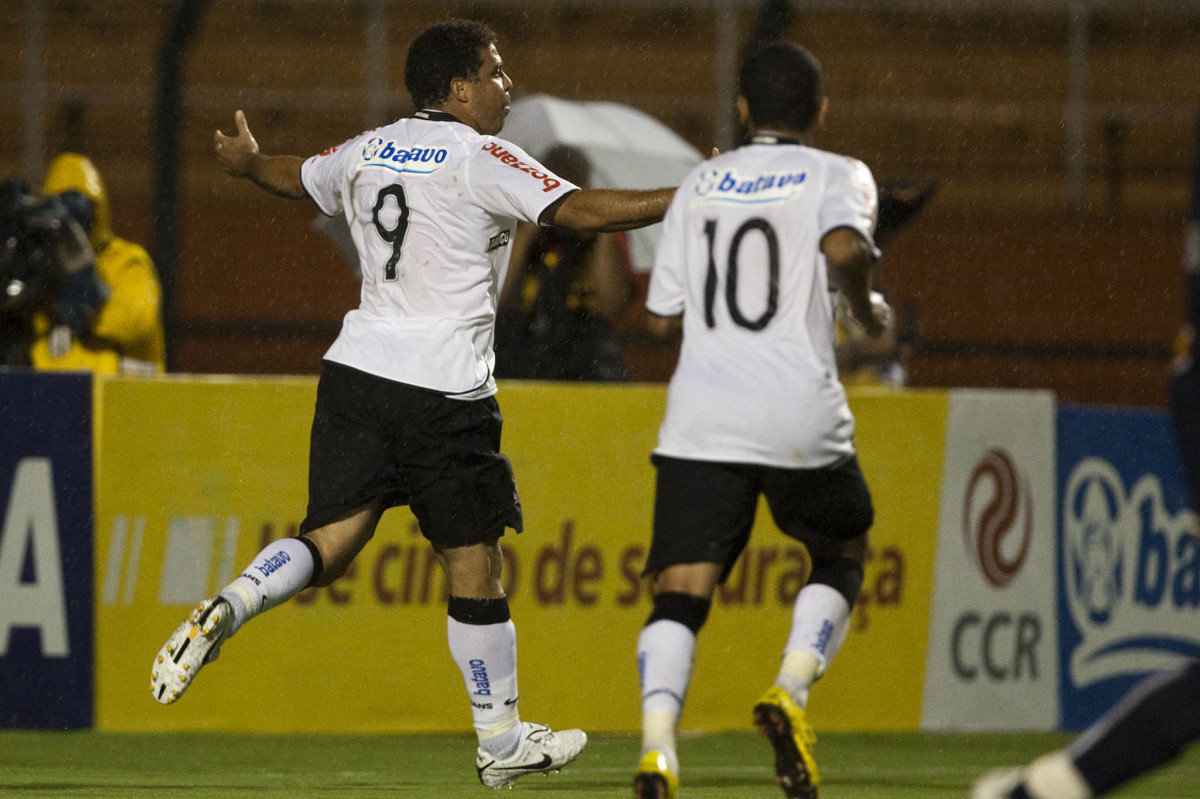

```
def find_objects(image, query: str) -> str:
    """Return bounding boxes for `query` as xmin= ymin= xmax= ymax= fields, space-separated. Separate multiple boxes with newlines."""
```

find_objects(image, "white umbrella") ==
xmin=501 ymin=94 xmax=704 ymax=272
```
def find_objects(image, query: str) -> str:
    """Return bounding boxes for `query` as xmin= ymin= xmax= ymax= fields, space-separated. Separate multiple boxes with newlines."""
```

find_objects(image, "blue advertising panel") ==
xmin=0 ymin=370 xmax=93 ymax=728
xmin=1057 ymin=404 xmax=1200 ymax=730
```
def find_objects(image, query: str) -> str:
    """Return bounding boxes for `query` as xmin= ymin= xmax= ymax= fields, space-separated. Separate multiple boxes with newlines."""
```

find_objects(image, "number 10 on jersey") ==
xmin=703 ymin=217 xmax=780 ymax=331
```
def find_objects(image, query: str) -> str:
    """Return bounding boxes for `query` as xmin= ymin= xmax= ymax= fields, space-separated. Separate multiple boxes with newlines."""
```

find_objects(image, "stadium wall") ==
xmin=1 ymin=373 xmax=1198 ymax=733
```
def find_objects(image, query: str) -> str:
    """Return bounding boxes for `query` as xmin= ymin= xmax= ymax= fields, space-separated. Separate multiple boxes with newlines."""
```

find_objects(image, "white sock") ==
xmin=637 ymin=619 xmax=695 ymax=770
xmin=776 ymin=583 xmax=851 ymax=707
xmin=1025 ymin=751 xmax=1094 ymax=799
xmin=447 ymin=616 xmax=521 ymax=758
xmin=217 ymin=537 xmax=314 ymax=635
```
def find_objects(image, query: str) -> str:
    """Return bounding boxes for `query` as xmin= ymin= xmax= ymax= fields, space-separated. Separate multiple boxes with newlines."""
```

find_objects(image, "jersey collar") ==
xmin=414 ymin=109 xmax=465 ymax=124
xmin=747 ymin=131 xmax=801 ymax=146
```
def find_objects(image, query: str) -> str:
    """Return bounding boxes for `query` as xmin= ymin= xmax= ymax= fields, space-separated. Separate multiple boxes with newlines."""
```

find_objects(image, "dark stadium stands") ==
xmin=1 ymin=1 xmax=1196 ymax=404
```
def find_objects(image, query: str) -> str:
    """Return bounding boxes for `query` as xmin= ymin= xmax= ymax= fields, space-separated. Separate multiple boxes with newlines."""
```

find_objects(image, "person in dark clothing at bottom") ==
xmin=972 ymin=177 xmax=1200 ymax=799
xmin=970 ymin=663 xmax=1200 ymax=799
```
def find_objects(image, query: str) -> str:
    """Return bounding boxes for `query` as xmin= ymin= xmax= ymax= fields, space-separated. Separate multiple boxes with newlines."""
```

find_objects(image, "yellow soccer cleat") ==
xmin=633 ymin=749 xmax=678 ymax=799
xmin=753 ymin=686 xmax=820 ymax=799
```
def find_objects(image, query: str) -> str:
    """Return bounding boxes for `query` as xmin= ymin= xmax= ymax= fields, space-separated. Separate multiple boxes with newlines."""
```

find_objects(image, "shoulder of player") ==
xmin=807 ymin=147 xmax=874 ymax=181
xmin=676 ymin=150 xmax=731 ymax=189
xmin=682 ymin=144 xmax=820 ymax=184
xmin=308 ymin=118 xmax=458 ymax=157
xmin=467 ymin=134 xmax=533 ymax=162
xmin=463 ymin=136 xmax=568 ymax=193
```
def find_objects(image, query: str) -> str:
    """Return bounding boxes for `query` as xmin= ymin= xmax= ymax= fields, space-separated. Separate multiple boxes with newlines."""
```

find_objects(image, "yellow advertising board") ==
xmin=95 ymin=376 xmax=946 ymax=734
xmin=806 ymin=388 xmax=947 ymax=731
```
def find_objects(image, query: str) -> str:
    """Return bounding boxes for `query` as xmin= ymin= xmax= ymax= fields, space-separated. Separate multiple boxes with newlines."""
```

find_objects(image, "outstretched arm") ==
xmin=544 ymin=188 xmax=675 ymax=233
xmin=537 ymin=147 xmax=718 ymax=233
xmin=213 ymin=110 xmax=308 ymax=200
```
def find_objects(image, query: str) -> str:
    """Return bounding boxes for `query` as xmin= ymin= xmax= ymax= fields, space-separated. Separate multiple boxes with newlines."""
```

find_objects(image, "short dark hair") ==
xmin=405 ymin=20 xmax=498 ymax=109
xmin=738 ymin=40 xmax=822 ymax=132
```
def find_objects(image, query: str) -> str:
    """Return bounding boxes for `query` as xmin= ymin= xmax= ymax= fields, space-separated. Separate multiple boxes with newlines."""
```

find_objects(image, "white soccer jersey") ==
xmin=301 ymin=111 xmax=579 ymax=398
xmin=647 ymin=136 xmax=879 ymax=468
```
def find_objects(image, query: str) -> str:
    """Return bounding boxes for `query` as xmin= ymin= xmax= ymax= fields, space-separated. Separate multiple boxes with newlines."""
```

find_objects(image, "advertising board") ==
xmin=1057 ymin=405 xmax=1200 ymax=730
xmin=0 ymin=371 xmax=94 ymax=728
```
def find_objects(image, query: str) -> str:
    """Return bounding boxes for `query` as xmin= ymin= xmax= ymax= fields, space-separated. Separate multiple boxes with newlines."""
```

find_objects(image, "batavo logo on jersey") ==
xmin=359 ymin=137 xmax=448 ymax=174
xmin=692 ymin=167 xmax=807 ymax=205
xmin=480 ymin=142 xmax=561 ymax=192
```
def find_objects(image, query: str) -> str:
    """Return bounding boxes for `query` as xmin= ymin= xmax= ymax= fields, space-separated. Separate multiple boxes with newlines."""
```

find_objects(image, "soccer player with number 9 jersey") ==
xmin=633 ymin=40 xmax=892 ymax=799
xmin=149 ymin=19 xmax=674 ymax=789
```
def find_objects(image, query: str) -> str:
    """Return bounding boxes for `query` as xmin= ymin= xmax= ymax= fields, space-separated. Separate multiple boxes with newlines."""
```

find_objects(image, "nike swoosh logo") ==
xmin=504 ymin=696 xmax=519 ymax=706
xmin=493 ymin=754 xmax=552 ymax=772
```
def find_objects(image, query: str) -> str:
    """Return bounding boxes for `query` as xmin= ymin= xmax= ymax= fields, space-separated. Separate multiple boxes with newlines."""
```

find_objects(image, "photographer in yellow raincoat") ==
xmin=32 ymin=153 xmax=165 ymax=374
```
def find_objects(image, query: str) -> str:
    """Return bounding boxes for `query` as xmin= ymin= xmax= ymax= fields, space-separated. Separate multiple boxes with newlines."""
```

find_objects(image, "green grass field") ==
xmin=3 ymin=730 xmax=1198 ymax=798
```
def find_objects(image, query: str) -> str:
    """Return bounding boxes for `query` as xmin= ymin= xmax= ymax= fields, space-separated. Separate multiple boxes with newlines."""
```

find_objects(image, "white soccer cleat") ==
xmin=970 ymin=767 xmax=1025 ymax=799
xmin=475 ymin=721 xmax=587 ymax=789
xmin=150 ymin=597 xmax=232 ymax=705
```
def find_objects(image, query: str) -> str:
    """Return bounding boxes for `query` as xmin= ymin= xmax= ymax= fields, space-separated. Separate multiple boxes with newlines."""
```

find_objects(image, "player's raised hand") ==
xmin=214 ymin=110 xmax=260 ymax=177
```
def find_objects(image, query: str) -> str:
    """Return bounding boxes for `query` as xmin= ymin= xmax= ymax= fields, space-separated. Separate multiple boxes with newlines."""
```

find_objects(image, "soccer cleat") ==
xmin=633 ymin=749 xmax=678 ymax=799
xmin=150 ymin=597 xmax=232 ymax=705
xmin=476 ymin=721 xmax=587 ymax=789
xmin=970 ymin=768 xmax=1025 ymax=799
xmin=753 ymin=686 xmax=820 ymax=799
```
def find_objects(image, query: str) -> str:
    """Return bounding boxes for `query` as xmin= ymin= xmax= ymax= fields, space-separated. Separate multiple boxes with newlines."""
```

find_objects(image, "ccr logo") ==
xmin=1062 ymin=457 xmax=1200 ymax=688
xmin=963 ymin=448 xmax=1032 ymax=588
xmin=951 ymin=448 xmax=1042 ymax=683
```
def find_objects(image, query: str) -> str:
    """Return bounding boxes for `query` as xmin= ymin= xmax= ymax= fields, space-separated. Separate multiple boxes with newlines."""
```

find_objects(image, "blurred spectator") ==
xmin=495 ymin=145 xmax=635 ymax=381
xmin=0 ymin=176 xmax=99 ymax=367
xmin=874 ymin=180 xmax=937 ymax=252
xmin=1171 ymin=207 xmax=1200 ymax=507
xmin=32 ymin=153 xmax=165 ymax=374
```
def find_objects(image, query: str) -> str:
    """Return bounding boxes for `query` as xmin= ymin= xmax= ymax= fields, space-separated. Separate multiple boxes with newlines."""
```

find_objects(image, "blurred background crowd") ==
xmin=1 ymin=0 xmax=1197 ymax=406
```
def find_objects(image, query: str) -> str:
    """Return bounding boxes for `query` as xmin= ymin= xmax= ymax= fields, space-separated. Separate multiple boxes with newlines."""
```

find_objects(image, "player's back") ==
xmin=648 ymin=139 xmax=878 ymax=468
xmin=301 ymin=114 xmax=575 ymax=396
xmin=330 ymin=117 xmax=498 ymax=319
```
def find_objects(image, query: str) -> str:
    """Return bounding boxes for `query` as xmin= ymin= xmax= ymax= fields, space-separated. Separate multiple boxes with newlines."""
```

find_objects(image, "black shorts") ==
xmin=643 ymin=454 xmax=874 ymax=582
xmin=301 ymin=361 xmax=522 ymax=549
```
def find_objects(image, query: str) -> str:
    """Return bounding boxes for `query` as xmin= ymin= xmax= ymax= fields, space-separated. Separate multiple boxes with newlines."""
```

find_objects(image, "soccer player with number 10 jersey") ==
xmin=633 ymin=40 xmax=892 ymax=799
